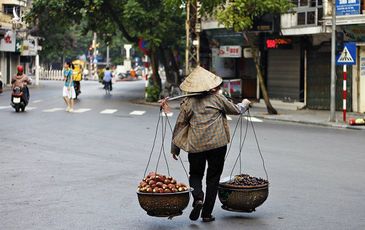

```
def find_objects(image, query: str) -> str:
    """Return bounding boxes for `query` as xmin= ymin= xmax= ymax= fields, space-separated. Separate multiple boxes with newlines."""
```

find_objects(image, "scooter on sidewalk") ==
xmin=10 ymin=86 xmax=28 ymax=112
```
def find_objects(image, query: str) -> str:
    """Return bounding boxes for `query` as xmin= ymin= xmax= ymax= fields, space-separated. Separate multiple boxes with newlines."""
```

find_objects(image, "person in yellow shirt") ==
xmin=72 ymin=60 xmax=83 ymax=98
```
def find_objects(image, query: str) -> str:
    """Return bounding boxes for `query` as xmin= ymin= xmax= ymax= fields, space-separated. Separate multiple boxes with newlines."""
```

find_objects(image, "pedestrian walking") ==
xmin=63 ymin=61 xmax=76 ymax=112
xmin=0 ymin=72 xmax=3 ymax=94
xmin=160 ymin=66 xmax=251 ymax=222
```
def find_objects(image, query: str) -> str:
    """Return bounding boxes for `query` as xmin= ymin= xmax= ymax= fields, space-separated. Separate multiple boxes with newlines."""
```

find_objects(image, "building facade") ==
xmin=201 ymin=0 xmax=365 ymax=113
xmin=0 ymin=0 xmax=29 ymax=85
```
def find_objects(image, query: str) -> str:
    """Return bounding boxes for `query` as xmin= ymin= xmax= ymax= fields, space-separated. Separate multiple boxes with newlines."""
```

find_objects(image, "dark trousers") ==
xmin=74 ymin=81 xmax=81 ymax=93
xmin=188 ymin=145 xmax=227 ymax=218
xmin=103 ymin=81 xmax=112 ymax=91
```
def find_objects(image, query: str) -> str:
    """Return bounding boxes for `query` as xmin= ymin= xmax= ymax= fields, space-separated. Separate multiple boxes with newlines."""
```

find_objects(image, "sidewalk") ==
xmin=137 ymin=98 xmax=365 ymax=130
xmin=250 ymin=100 xmax=365 ymax=130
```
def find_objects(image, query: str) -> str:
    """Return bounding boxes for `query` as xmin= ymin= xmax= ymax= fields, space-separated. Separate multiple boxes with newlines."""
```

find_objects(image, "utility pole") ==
xmin=35 ymin=37 xmax=39 ymax=86
xmin=90 ymin=32 xmax=97 ymax=80
xmin=330 ymin=0 xmax=336 ymax=122
xmin=106 ymin=45 xmax=110 ymax=67
xmin=185 ymin=0 xmax=201 ymax=76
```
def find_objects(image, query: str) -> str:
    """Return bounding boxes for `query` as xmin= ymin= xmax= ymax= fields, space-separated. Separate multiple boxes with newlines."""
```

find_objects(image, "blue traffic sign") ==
xmin=336 ymin=42 xmax=356 ymax=65
xmin=336 ymin=0 xmax=360 ymax=16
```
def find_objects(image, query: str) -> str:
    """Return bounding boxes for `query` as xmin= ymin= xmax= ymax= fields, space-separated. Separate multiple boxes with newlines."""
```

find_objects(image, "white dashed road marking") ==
xmin=43 ymin=108 xmax=65 ymax=112
xmin=25 ymin=107 xmax=37 ymax=111
xmin=226 ymin=115 xmax=262 ymax=122
xmin=161 ymin=112 xmax=173 ymax=117
xmin=244 ymin=116 xmax=263 ymax=123
xmin=130 ymin=110 xmax=146 ymax=115
xmin=100 ymin=109 xmax=118 ymax=114
xmin=0 ymin=106 xmax=11 ymax=110
xmin=72 ymin=108 xmax=92 ymax=113
xmin=32 ymin=100 xmax=43 ymax=104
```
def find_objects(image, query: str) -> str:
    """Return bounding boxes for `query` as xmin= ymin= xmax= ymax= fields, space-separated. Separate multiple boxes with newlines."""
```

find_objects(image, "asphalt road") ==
xmin=0 ymin=80 xmax=364 ymax=230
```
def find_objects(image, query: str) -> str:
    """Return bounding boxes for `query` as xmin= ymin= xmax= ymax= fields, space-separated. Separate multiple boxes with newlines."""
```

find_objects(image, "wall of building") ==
xmin=354 ymin=46 xmax=365 ymax=112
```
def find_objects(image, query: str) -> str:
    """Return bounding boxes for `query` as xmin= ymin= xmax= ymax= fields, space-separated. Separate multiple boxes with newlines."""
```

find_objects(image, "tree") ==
xmin=216 ymin=0 xmax=293 ymax=114
xmin=167 ymin=0 xmax=293 ymax=114
xmin=25 ymin=1 xmax=86 ymax=65
xmin=26 ymin=0 xmax=186 ymax=101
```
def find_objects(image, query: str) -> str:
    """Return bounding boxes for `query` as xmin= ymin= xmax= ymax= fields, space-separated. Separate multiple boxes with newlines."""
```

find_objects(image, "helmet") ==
xmin=17 ymin=65 xmax=24 ymax=73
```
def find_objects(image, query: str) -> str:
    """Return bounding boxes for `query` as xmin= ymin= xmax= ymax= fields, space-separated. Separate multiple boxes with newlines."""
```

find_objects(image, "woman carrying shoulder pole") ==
xmin=160 ymin=66 xmax=250 ymax=223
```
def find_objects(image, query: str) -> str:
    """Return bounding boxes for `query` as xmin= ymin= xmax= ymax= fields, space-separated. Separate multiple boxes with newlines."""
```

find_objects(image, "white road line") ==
xmin=244 ymin=116 xmax=263 ymax=123
xmin=161 ymin=112 xmax=173 ymax=117
xmin=100 ymin=109 xmax=118 ymax=114
xmin=0 ymin=106 xmax=11 ymax=110
xmin=130 ymin=110 xmax=146 ymax=115
xmin=72 ymin=108 xmax=91 ymax=113
xmin=32 ymin=100 xmax=43 ymax=104
xmin=25 ymin=107 xmax=37 ymax=111
xmin=43 ymin=108 xmax=64 ymax=112
xmin=226 ymin=115 xmax=262 ymax=122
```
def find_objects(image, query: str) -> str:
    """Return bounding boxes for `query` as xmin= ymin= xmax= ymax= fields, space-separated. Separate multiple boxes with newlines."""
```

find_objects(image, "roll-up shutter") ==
xmin=267 ymin=46 xmax=301 ymax=101
xmin=307 ymin=46 xmax=352 ymax=110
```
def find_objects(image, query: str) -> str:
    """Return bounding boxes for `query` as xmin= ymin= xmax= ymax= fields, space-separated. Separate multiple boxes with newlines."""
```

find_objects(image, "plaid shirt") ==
xmin=171 ymin=93 xmax=247 ymax=155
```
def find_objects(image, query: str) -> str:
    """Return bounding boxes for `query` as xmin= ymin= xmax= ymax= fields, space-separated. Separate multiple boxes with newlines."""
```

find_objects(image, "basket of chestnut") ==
xmin=137 ymin=172 xmax=192 ymax=217
xmin=218 ymin=174 xmax=269 ymax=213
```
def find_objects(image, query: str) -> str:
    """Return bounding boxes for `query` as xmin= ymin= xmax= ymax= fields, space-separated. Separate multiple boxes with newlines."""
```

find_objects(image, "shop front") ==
xmin=264 ymin=37 xmax=304 ymax=103
xmin=201 ymin=29 xmax=258 ymax=101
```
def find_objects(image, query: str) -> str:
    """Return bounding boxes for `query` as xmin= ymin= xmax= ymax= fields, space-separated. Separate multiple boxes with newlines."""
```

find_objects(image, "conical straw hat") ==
xmin=180 ymin=66 xmax=223 ymax=93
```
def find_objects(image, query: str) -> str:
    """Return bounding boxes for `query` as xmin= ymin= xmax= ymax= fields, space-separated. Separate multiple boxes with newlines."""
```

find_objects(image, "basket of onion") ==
xmin=218 ymin=174 xmax=269 ymax=212
xmin=137 ymin=172 xmax=191 ymax=217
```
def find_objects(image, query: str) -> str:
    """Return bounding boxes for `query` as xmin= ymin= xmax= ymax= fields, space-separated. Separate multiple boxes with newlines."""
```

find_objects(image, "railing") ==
xmin=39 ymin=69 xmax=63 ymax=81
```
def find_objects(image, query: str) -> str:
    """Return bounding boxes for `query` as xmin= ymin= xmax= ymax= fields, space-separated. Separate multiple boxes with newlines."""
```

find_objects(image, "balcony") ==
xmin=281 ymin=0 xmax=324 ymax=35
xmin=1 ymin=0 xmax=26 ymax=7
xmin=322 ymin=14 xmax=365 ymax=26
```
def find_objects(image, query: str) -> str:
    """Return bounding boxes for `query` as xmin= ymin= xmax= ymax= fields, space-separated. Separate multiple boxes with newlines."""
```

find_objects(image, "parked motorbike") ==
xmin=10 ymin=86 xmax=28 ymax=112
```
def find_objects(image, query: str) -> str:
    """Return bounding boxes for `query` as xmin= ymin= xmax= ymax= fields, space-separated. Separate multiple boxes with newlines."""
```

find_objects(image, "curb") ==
xmin=131 ymin=99 xmax=365 ymax=131
xmin=251 ymin=113 xmax=365 ymax=130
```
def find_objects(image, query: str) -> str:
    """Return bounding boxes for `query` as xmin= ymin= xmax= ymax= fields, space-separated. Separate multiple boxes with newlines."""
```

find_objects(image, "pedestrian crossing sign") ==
xmin=336 ymin=42 xmax=356 ymax=65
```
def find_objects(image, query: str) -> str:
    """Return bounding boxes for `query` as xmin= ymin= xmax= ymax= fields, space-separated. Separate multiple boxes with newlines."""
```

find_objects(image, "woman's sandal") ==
xmin=189 ymin=200 xmax=203 ymax=221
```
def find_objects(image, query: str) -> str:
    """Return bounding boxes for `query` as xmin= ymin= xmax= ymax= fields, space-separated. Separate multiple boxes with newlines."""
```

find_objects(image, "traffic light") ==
xmin=336 ymin=31 xmax=344 ymax=54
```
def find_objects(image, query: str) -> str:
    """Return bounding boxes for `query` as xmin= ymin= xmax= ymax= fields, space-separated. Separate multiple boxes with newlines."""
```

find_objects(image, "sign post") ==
xmin=336 ymin=42 xmax=356 ymax=122
xmin=343 ymin=65 xmax=347 ymax=122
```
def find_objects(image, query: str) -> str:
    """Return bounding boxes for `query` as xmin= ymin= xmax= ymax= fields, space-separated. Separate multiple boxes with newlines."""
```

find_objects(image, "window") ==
xmin=307 ymin=11 xmax=316 ymax=24
xmin=294 ymin=0 xmax=323 ymax=26
xmin=298 ymin=12 xmax=306 ymax=25
xmin=300 ymin=0 xmax=309 ymax=7
xmin=3 ymin=4 xmax=20 ymax=16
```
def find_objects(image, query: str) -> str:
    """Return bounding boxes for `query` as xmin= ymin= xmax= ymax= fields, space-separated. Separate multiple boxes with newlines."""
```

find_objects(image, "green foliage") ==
xmin=26 ymin=0 xmax=185 ymax=69
xmin=165 ymin=0 xmax=293 ymax=33
xmin=214 ymin=0 xmax=294 ymax=32
xmin=145 ymin=83 xmax=161 ymax=102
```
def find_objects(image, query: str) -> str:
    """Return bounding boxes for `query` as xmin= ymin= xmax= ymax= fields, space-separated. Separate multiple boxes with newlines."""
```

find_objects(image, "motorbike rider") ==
xmin=103 ymin=66 xmax=113 ymax=91
xmin=11 ymin=65 xmax=32 ymax=104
